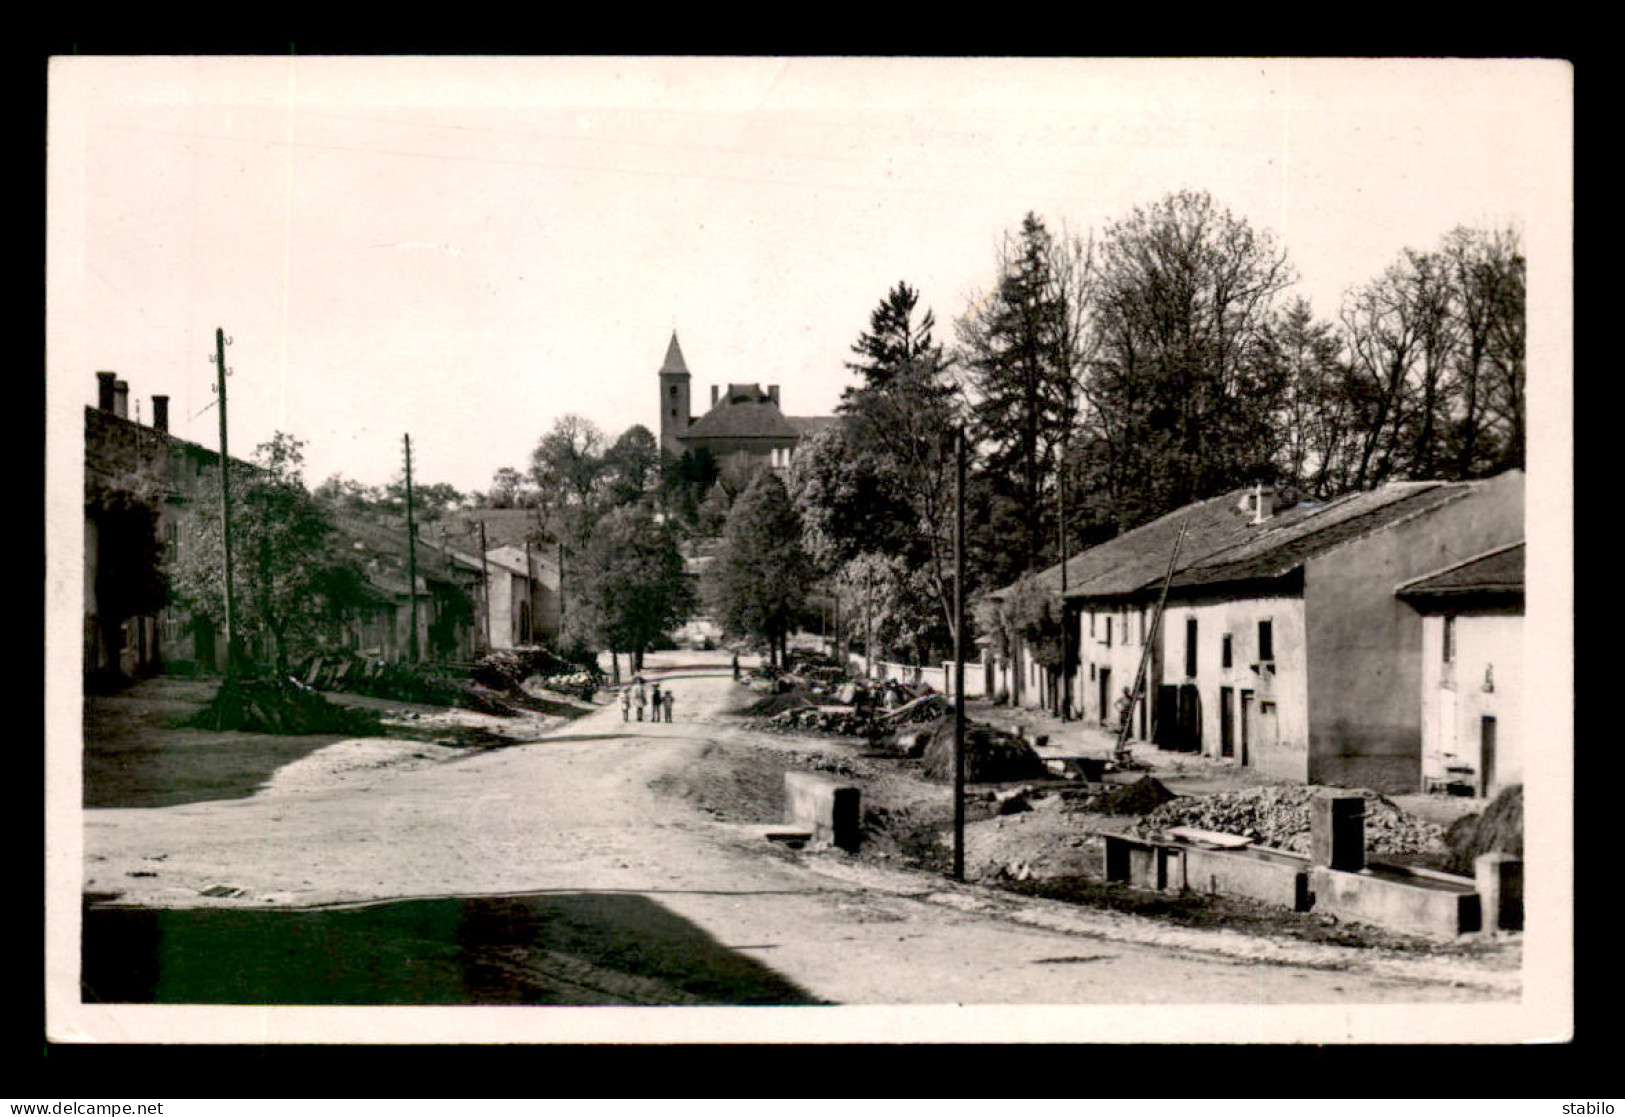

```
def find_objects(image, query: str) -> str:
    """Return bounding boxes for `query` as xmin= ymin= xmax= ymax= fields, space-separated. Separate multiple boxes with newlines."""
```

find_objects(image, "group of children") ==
xmin=619 ymin=676 xmax=675 ymax=723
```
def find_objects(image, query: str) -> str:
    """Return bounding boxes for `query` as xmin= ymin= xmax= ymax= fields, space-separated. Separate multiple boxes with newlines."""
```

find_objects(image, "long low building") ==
xmin=995 ymin=469 xmax=1524 ymax=794
xmin=83 ymin=372 xmax=554 ymax=678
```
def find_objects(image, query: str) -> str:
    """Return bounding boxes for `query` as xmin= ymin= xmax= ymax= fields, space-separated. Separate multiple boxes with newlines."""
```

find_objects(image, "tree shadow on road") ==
xmin=81 ymin=891 xmax=825 ymax=1006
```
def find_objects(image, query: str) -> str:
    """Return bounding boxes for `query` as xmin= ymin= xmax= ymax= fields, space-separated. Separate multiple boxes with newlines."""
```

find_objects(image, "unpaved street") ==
xmin=80 ymin=656 xmax=1518 ymax=1006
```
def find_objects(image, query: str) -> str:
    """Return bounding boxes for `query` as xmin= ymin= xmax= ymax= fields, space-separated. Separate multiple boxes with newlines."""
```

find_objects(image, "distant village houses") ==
xmin=656 ymin=332 xmax=834 ymax=471
xmin=83 ymin=372 xmax=558 ymax=679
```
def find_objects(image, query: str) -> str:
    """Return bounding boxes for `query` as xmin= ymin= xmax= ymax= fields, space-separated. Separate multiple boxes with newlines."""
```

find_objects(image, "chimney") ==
xmin=113 ymin=379 xmax=130 ymax=419
xmin=1241 ymin=482 xmax=1277 ymax=525
xmin=152 ymin=395 xmax=169 ymax=433
xmin=768 ymin=384 xmax=780 ymax=406
xmin=96 ymin=371 xmax=117 ymax=411
xmin=710 ymin=385 xmax=719 ymax=407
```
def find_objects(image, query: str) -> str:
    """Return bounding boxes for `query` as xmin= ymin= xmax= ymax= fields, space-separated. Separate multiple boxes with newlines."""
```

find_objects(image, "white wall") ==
xmin=1419 ymin=610 xmax=1522 ymax=795
xmin=1162 ymin=595 xmax=1309 ymax=780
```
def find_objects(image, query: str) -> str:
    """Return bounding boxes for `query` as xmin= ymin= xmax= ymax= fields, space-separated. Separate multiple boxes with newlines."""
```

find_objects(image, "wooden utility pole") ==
xmin=478 ymin=519 xmax=492 ymax=652
xmin=865 ymin=565 xmax=874 ymax=680
xmin=952 ymin=427 xmax=967 ymax=883
xmin=403 ymin=434 xmax=420 ymax=663
xmin=213 ymin=328 xmax=239 ymax=676
xmin=1058 ymin=431 xmax=1070 ymax=720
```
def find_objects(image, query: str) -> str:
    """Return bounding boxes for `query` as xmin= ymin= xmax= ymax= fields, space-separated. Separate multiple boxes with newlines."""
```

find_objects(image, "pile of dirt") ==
xmin=741 ymin=690 xmax=818 ymax=718
xmin=919 ymin=718 xmax=1048 ymax=784
xmin=1084 ymin=775 xmax=1178 ymax=816
xmin=1443 ymin=784 xmax=1523 ymax=873
xmin=1132 ymin=785 xmax=1447 ymax=857
xmin=183 ymin=677 xmax=382 ymax=736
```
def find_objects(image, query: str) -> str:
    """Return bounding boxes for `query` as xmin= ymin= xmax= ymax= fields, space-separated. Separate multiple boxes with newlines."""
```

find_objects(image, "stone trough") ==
xmin=1101 ymin=791 xmax=1522 ymax=940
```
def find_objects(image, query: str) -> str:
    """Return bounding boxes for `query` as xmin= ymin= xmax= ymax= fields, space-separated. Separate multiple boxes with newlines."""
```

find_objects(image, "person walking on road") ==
xmin=619 ymin=686 xmax=631 ymax=722
xmin=633 ymin=676 xmax=647 ymax=722
xmin=649 ymin=682 xmax=663 ymax=722
xmin=731 ymin=653 xmax=741 ymax=682
xmin=662 ymin=688 xmax=675 ymax=722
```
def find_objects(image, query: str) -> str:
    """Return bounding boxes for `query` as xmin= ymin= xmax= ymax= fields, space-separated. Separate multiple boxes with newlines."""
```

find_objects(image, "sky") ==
xmin=49 ymin=57 xmax=1571 ymax=495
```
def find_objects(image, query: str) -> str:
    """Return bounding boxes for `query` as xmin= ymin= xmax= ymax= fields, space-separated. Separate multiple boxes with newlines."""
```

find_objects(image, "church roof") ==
xmin=659 ymin=332 xmax=690 ymax=376
xmin=682 ymin=393 xmax=801 ymax=440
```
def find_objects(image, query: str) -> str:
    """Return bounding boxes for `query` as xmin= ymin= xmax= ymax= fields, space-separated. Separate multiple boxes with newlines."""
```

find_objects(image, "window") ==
xmin=1222 ymin=633 xmax=1233 ymax=668
xmin=1258 ymin=619 xmax=1274 ymax=662
xmin=669 ymin=408 xmax=677 ymax=418
xmin=669 ymin=385 xmax=678 ymax=397
xmin=1089 ymin=612 xmax=1096 ymax=638
xmin=1104 ymin=617 xmax=1113 ymax=647
xmin=1185 ymin=617 xmax=1198 ymax=677
xmin=1443 ymin=615 xmax=1456 ymax=664
xmin=1139 ymin=607 xmax=1147 ymax=644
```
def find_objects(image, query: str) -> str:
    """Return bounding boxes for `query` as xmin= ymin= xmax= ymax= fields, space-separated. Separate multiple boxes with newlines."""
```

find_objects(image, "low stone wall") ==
xmin=1102 ymin=790 xmax=1514 ymax=940
xmin=783 ymin=771 xmax=861 ymax=852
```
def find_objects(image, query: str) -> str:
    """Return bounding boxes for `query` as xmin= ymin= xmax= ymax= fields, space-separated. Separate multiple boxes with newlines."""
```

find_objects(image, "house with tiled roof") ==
xmin=655 ymin=332 xmax=830 ymax=474
xmin=1398 ymin=542 xmax=1525 ymax=797
xmin=998 ymin=468 xmax=1525 ymax=793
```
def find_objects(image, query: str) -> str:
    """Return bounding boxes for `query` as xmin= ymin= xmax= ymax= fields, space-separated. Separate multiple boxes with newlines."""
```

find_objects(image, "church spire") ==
xmin=659 ymin=331 xmax=689 ymax=376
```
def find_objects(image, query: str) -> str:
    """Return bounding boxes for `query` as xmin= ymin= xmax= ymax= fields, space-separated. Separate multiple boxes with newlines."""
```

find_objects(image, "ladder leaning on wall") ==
xmin=1115 ymin=520 xmax=1189 ymax=766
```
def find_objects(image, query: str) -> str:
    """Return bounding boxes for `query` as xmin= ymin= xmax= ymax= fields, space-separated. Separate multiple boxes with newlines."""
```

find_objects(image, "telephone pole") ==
xmin=213 ymin=328 xmax=239 ymax=677
xmin=952 ymin=426 xmax=967 ymax=883
xmin=478 ymin=519 xmax=492 ymax=652
xmin=403 ymin=434 xmax=420 ymax=663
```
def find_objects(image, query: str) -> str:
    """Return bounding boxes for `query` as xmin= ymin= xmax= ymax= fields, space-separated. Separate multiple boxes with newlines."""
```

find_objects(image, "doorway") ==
xmin=1219 ymin=686 xmax=1235 ymax=758
xmin=1480 ymin=716 xmax=1497 ymax=797
xmin=1239 ymin=690 xmax=1254 ymax=767
xmin=1098 ymin=667 xmax=1112 ymax=728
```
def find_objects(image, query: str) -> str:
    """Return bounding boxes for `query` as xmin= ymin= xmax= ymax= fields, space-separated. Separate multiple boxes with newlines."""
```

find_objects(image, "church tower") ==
xmin=657 ymin=331 xmax=692 ymax=458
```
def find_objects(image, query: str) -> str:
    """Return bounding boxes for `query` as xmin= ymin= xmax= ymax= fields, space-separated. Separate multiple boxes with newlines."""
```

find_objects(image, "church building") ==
xmin=656 ymin=332 xmax=832 ymax=473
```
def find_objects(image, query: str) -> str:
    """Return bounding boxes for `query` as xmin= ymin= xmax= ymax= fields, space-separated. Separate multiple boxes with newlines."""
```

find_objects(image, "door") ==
xmin=1098 ymin=667 xmax=1112 ymax=728
xmin=1155 ymin=685 xmax=1179 ymax=747
xmin=1240 ymin=690 xmax=1254 ymax=767
xmin=1219 ymin=687 xmax=1235 ymax=758
xmin=1480 ymin=716 xmax=1497 ymax=797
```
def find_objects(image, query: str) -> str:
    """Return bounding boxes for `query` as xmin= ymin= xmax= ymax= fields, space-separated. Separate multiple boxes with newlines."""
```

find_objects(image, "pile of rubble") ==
xmin=764 ymin=704 xmax=877 ymax=737
xmin=534 ymin=670 xmax=602 ymax=702
xmin=1132 ymin=784 xmax=1447 ymax=857
xmin=185 ymin=676 xmax=383 ymax=735
xmin=291 ymin=650 xmax=545 ymax=716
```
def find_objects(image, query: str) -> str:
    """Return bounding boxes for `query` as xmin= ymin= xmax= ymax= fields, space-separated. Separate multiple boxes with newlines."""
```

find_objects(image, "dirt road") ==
xmin=80 ymin=654 xmax=1518 ymax=1008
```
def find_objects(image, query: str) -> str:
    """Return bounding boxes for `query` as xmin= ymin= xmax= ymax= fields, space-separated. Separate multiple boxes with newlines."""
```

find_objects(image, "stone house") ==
xmin=1154 ymin=470 xmax=1524 ymax=792
xmin=1397 ymin=541 xmax=1524 ymax=797
xmin=999 ymin=470 xmax=1525 ymax=793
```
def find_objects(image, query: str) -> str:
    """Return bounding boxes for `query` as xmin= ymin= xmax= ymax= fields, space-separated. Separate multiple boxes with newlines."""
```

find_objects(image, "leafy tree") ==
xmin=793 ymin=283 xmax=967 ymax=663
xmin=660 ymin=446 xmax=719 ymax=529
xmin=1256 ymin=297 xmax=1360 ymax=499
xmin=169 ymin=433 xmax=354 ymax=672
xmin=528 ymin=413 xmax=608 ymax=551
xmin=565 ymin=504 xmax=693 ymax=673
xmin=602 ymin=424 xmax=661 ymax=507
xmin=705 ymin=471 xmax=811 ymax=668
xmin=1079 ymin=190 xmax=1294 ymax=526
xmin=1440 ymin=225 xmax=1525 ymax=475
xmin=483 ymin=466 xmax=532 ymax=509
